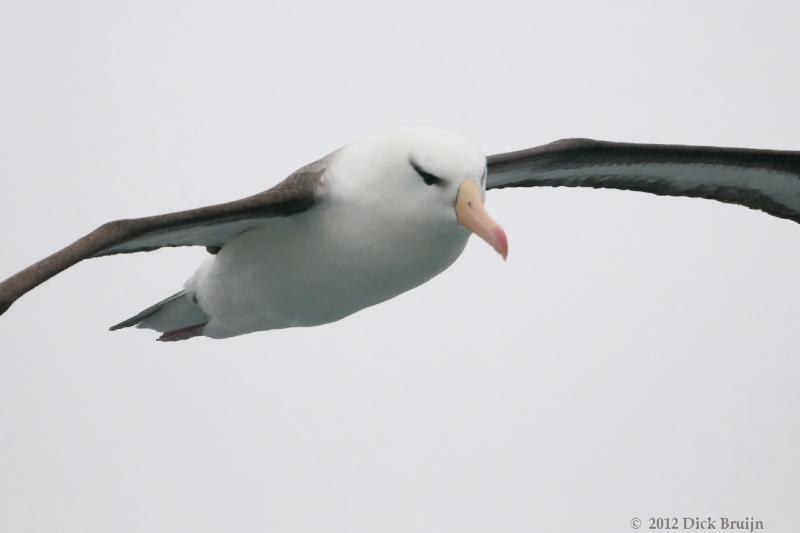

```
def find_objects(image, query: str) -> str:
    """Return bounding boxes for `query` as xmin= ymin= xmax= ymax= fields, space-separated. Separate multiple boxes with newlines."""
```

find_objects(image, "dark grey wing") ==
xmin=0 ymin=161 xmax=326 ymax=316
xmin=486 ymin=139 xmax=800 ymax=223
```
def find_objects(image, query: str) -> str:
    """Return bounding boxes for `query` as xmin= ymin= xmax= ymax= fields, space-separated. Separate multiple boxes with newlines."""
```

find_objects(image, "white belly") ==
xmin=192 ymin=203 xmax=469 ymax=338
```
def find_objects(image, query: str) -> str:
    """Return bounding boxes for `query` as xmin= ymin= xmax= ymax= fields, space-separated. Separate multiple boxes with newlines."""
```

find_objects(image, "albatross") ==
xmin=1 ymin=128 xmax=799 ymax=340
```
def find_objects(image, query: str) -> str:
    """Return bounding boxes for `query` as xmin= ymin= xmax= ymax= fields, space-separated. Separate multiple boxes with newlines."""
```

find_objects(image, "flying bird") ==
xmin=1 ymin=128 xmax=799 ymax=340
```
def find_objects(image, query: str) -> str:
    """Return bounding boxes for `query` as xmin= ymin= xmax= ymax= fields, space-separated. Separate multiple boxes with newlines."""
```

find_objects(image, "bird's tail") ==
xmin=110 ymin=290 xmax=208 ymax=342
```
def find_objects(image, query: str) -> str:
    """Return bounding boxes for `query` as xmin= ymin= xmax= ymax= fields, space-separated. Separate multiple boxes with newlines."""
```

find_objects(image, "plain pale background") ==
xmin=1 ymin=1 xmax=798 ymax=531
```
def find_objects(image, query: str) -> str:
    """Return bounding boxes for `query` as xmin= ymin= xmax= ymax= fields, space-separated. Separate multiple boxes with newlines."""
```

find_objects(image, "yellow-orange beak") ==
xmin=455 ymin=180 xmax=508 ymax=260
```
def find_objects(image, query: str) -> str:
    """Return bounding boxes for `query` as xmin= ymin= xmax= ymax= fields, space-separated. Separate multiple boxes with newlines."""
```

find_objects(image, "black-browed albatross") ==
xmin=1 ymin=128 xmax=799 ymax=340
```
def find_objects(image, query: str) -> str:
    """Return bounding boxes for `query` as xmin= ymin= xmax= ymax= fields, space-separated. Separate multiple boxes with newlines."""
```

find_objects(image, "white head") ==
xmin=329 ymin=128 xmax=508 ymax=258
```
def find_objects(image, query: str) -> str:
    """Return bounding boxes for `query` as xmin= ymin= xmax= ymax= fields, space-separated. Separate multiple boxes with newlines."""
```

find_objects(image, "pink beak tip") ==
xmin=494 ymin=226 xmax=509 ymax=260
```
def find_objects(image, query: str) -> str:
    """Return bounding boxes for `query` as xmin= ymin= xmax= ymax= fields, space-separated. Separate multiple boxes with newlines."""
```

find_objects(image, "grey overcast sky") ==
xmin=1 ymin=1 xmax=798 ymax=532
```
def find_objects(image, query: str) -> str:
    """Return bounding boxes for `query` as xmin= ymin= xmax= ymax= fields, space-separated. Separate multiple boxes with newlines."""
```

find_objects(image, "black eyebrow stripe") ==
xmin=409 ymin=158 xmax=446 ymax=187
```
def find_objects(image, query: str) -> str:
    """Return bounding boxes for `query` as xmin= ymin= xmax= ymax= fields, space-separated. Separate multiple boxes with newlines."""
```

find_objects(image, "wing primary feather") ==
xmin=486 ymin=139 xmax=800 ymax=224
xmin=0 ymin=158 xmax=328 ymax=318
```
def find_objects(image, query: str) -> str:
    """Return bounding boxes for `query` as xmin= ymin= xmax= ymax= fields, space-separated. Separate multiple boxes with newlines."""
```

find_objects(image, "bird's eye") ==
xmin=410 ymin=159 xmax=445 ymax=187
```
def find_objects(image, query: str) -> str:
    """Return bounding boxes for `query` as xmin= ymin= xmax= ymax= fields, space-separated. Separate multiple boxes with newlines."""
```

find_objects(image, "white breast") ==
xmin=192 ymin=191 xmax=469 ymax=338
